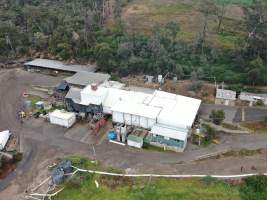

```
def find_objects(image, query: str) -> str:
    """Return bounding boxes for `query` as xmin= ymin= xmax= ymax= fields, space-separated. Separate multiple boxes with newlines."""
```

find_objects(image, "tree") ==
xmin=246 ymin=56 xmax=267 ymax=85
xmin=243 ymin=0 xmax=267 ymax=60
xmin=209 ymin=109 xmax=225 ymax=125
xmin=95 ymin=42 xmax=115 ymax=72
xmin=196 ymin=0 xmax=217 ymax=54
xmin=215 ymin=0 xmax=228 ymax=33
xmin=114 ymin=0 xmax=122 ymax=22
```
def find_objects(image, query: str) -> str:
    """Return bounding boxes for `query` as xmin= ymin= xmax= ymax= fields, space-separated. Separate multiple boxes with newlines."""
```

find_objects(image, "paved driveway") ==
xmin=234 ymin=107 xmax=267 ymax=122
xmin=199 ymin=103 xmax=238 ymax=123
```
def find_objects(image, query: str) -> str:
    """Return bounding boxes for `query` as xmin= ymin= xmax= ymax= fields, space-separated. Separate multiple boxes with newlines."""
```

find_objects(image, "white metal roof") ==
xmin=103 ymin=88 xmax=131 ymax=109
xmin=240 ymin=92 xmax=267 ymax=100
xmin=25 ymin=59 xmax=96 ymax=73
xmin=157 ymin=94 xmax=201 ymax=129
xmin=0 ymin=130 xmax=11 ymax=150
xmin=111 ymin=101 xmax=161 ymax=119
xmin=102 ymin=88 xmax=151 ymax=109
xmin=49 ymin=110 xmax=75 ymax=120
xmin=146 ymin=91 xmax=177 ymax=110
xmin=74 ymin=83 xmax=201 ymax=130
xmin=150 ymin=124 xmax=188 ymax=141
xmin=216 ymin=89 xmax=236 ymax=100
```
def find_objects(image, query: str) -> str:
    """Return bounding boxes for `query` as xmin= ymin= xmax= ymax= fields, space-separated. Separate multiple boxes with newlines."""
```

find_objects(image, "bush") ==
xmin=240 ymin=175 xmax=267 ymax=200
xmin=209 ymin=109 xmax=225 ymax=125
xmin=255 ymin=99 xmax=264 ymax=106
xmin=203 ymin=124 xmax=216 ymax=144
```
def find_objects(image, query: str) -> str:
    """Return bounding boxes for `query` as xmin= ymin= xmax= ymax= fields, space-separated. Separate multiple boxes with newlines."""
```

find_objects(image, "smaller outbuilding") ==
xmin=64 ymin=71 xmax=111 ymax=88
xmin=239 ymin=92 xmax=267 ymax=106
xmin=24 ymin=59 xmax=96 ymax=74
xmin=215 ymin=88 xmax=236 ymax=106
xmin=49 ymin=110 xmax=76 ymax=128
xmin=127 ymin=135 xmax=143 ymax=149
xmin=35 ymin=101 xmax=44 ymax=109
xmin=0 ymin=130 xmax=11 ymax=151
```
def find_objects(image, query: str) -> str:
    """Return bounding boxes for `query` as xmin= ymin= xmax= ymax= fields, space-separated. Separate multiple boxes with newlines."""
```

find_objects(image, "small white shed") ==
xmin=0 ymin=130 xmax=11 ymax=150
xmin=49 ymin=110 xmax=76 ymax=128
xmin=127 ymin=135 xmax=143 ymax=148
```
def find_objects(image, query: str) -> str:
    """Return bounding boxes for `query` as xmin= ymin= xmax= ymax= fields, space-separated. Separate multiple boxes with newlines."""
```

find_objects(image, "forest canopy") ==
xmin=0 ymin=0 xmax=267 ymax=85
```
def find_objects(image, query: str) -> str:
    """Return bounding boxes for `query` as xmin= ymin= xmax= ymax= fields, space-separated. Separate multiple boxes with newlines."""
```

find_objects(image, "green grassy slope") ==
xmin=52 ymin=157 xmax=240 ymax=200
xmin=121 ymin=0 xmax=250 ymax=49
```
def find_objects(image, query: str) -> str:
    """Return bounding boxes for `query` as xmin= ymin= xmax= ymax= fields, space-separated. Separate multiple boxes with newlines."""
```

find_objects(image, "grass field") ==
xmin=51 ymin=157 xmax=241 ymax=200
xmin=121 ymin=0 xmax=248 ymax=48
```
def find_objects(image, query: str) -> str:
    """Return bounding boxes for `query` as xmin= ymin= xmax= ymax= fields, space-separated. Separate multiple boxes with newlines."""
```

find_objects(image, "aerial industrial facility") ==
xmin=65 ymin=83 xmax=201 ymax=151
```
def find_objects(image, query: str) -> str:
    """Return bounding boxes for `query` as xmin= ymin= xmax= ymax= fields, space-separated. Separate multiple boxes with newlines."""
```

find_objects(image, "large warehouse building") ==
xmin=66 ymin=83 xmax=201 ymax=151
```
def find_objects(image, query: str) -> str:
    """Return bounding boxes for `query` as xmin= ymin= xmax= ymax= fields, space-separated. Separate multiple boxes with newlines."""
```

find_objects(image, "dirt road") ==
xmin=0 ymin=69 xmax=267 ymax=200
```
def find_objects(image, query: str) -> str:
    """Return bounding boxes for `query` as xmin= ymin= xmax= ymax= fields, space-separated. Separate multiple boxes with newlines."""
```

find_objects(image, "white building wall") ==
xmin=140 ymin=117 xmax=148 ymax=129
xmin=127 ymin=140 xmax=143 ymax=148
xmin=49 ymin=113 xmax=76 ymax=128
xmin=112 ymin=111 xmax=124 ymax=124
xmin=112 ymin=111 xmax=156 ymax=129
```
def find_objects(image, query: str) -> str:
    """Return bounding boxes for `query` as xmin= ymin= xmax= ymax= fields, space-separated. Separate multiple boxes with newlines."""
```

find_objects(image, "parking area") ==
xmin=199 ymin=103 xmax=238 ymax=123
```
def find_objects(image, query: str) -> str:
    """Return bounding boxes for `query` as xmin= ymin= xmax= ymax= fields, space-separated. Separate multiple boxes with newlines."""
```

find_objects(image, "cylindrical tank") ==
xmin=58 ymin=160 xmax=72 ymax=173
xmin=52 ymin=169 xmax=64 ymax=185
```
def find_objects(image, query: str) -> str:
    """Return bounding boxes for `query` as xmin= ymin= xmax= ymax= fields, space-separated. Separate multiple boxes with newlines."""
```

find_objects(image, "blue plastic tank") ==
xmin=107 ymin=131 xmax=117 ymax=140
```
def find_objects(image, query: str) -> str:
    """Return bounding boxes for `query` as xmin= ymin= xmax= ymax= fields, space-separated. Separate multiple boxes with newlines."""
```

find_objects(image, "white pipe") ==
xmin=30 ymin=188 xmax=64 ymax=197
xmin=109 ymin=140 xmax=126 ymax=146
xmin=31 ymin=177 xmax=51 ymax=192
xmin=72 ymin=166 xmax=267 ymax=179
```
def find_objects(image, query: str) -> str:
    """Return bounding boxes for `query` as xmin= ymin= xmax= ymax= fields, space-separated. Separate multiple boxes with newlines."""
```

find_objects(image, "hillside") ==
xmin=121 ymin=0 xmax=249 ymax=49
xmin=0 ymin=0 xmax=266 ymax=86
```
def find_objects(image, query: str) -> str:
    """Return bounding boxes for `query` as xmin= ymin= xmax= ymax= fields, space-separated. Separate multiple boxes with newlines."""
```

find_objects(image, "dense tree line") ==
xmin=0 ymin=0 xmax=266 ymax=85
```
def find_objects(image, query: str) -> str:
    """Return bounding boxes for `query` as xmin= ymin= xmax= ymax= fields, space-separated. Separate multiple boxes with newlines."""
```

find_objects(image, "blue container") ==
xmin=107 ymin=131 xmax=117 ymax=140
xmin=51 ymin=168 xmax=64 ymax=185
xmin=58 ymin=160 xmax=72 ymax=173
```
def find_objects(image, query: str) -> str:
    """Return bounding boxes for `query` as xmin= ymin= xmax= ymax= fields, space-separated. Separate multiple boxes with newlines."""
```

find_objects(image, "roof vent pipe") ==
xmin=91 ymin=83 xmax=98 ymax=91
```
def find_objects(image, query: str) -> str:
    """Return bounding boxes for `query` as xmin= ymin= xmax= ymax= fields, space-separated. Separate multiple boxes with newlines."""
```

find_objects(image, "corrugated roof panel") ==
xmin=64 ymin=71 xmax=110 ymax=86
xmin=25 ymin=59 xmax=96 ymax=73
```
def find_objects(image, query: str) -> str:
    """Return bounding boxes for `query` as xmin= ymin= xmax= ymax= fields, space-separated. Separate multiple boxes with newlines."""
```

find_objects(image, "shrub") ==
xmin=209 ymin=109 xmax=225 ymax=125
xmin=255 ymin=99 xmax=264 ymax=106
xmin=240 ymin=175 xmax=267 ymax=200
